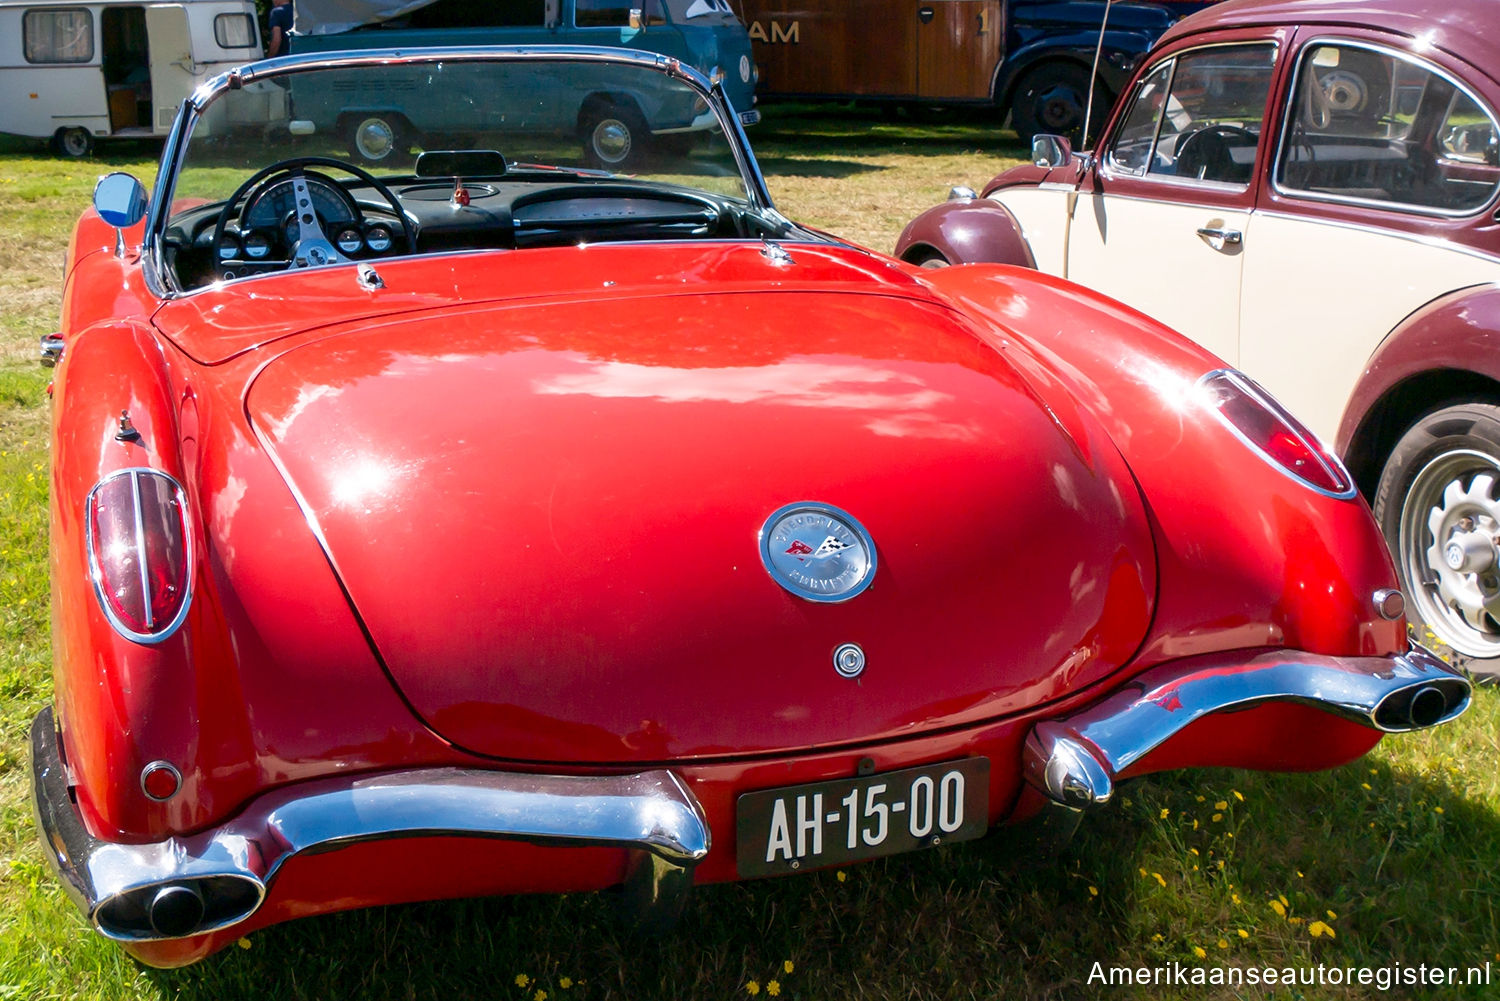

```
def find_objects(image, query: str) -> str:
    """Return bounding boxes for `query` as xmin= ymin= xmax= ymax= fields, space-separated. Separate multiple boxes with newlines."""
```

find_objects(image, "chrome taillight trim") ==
xmin=1196 ymin=368 xmax=1357 ymax=499
xmin=84 ymin=468 xmax=195 ymax=645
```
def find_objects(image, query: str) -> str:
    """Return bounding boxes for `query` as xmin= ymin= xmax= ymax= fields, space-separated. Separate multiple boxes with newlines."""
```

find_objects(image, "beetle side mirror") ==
xmin=1031 ymin=135 xmax=1073 ymax=169
xmin=93 ymin=172 xmax=148 ymax=257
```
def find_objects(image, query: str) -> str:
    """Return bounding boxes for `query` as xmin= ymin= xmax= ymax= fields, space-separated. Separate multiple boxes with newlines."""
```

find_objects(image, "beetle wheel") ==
xmin=1375 ymin=402 xmax=1500 ymax=672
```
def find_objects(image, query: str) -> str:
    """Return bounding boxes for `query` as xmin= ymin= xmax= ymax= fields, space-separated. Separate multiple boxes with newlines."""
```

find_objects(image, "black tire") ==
xmin=1009 ymin=62 xmax=1104 ymax=145
xmin=53 ymin=126 xmax=93 ymax=159
xmin=345 ymin=114 xmax=410 ymax=165
xmin=906 ymin=249 xmax=951 ymax=269
xmin=1373 ymin=402 xmax=1500 ymax=677
xmin=581 ymin=100 xmax=650 ymax=171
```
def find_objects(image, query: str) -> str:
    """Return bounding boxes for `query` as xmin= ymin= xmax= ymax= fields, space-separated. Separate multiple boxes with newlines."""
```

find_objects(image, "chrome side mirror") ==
xmin=93 ymin=172 xmax=148 ymax=257
xmin=1031 ymin=134 xmax=1073 ymax=169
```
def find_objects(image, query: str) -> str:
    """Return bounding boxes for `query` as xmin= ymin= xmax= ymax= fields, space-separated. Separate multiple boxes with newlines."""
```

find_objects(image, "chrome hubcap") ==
xmin=355 ymin=120 xmax=395 ymax=160
xmin=1401 ymin=448 xmax=1500 ymax=657
xmin=591 ymin=119 xmax=632 ymax=163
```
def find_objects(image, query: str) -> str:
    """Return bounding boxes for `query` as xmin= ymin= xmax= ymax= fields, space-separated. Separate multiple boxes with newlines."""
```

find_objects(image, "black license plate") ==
xmin=736 ymin=758 xmax=990 ymax=877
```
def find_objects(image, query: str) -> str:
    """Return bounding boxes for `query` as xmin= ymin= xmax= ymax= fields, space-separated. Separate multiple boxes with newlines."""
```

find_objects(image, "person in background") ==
xmin=267 ymin=0 xmax=293 ymax=58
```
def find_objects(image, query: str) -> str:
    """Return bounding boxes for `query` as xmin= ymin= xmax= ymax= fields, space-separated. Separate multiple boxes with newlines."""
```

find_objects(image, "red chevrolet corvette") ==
xmin=32 ymin=46 xmax=1469 ymax=968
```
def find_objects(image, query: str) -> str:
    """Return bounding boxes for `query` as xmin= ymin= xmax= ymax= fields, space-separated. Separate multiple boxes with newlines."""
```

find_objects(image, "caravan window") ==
xmin=23 ymin=8 xmax=94 ymax=63
xmin=214 ymin=12 xmax=256 ymax=47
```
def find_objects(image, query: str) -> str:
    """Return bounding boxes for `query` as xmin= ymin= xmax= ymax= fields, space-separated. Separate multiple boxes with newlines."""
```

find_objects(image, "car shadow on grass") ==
xmin=143 ymin=751 xmax=1500 ymax=1001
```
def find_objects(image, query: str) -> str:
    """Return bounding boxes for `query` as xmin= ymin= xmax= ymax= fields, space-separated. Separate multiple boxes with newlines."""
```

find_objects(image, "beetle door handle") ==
xmin=1196 ymin=226 xmax=1242 ymax=252
xmin=918 ymin=6 xmax=935 ymax=22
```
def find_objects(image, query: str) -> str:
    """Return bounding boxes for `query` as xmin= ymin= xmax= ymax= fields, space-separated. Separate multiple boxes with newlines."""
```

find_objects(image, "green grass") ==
xmin=3 ymin=108 xmax=1499 ymax=1000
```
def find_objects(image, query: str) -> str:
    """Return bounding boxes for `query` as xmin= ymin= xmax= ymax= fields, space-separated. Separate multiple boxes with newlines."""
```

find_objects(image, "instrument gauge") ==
xmin=216 ymin=234 xmax=241 ymax=261
xmin=336 ymin=228 xmax=364 ymax=254
xmin=244 ymin=232 xmax=272 ymax=259
xmin=365 ymin=225 xmax=393 ymax=253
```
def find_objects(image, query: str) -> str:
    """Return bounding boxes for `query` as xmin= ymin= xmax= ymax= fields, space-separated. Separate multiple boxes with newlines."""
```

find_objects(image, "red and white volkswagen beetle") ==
xmin=33 ymin=44 xmax=1468 ymax=968
xmin=898 ymin=0 xmax=1500 ymax=668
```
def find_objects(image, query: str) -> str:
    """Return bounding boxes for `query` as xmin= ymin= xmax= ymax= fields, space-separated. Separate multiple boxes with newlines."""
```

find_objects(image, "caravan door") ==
xmin=145 ymin=3 xmax=194 ymax=133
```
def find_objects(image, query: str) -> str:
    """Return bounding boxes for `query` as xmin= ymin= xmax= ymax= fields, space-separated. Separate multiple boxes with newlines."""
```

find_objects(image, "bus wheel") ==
xmin=346 ymin=115 xmax=409 ymax=165
xmin=53 ymin=127 xmax=94 ymax=158
xmin=1009 ymin=63 xmax=1099 ymax=144
xmin=581 ymin=101 xmax=649 ymax=170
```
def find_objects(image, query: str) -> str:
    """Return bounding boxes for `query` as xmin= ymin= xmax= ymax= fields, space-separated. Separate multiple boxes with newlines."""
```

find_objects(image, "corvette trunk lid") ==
xmin=245 ymin=271 xmax=1157 ymax=764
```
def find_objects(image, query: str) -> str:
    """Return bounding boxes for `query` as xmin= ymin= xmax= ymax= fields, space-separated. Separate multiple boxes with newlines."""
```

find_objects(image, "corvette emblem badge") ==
xmin=759 ymin=502 xmax=877 ymax=602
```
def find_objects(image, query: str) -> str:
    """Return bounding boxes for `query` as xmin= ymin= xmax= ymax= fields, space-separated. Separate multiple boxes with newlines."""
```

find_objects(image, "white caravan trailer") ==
xmin=0 ymin=0 xmax=266 ymax=156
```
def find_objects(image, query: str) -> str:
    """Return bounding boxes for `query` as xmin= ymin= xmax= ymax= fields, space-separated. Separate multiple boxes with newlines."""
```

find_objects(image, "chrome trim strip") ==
xmin=1196 ymin=368 xmax=1358 ymax=500
xmin=30 ymin=706 xmax=710 ymax=942
xmin=83 ymin=468 xmax=196 ymax=645
xmin=1270 ymin=37 xmax=1500 ymax=220
xmin=1023 ymin=646 xmax=1471 ymax=808
xmin=130 ymin=471 xmax=153 ymax=631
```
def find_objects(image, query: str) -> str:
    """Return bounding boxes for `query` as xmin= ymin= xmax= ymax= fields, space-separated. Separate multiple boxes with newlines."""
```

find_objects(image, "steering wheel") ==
xmin=209 ymin=156 xmax=416 ymax=279
xmin=1174 ymin=124 xmax=1258 ymax=182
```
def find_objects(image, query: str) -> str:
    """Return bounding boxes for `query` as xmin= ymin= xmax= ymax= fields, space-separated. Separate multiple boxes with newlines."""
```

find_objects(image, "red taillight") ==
xmin=1198 ymin=370 xmax=1354 ymax=497
xmin=87 ymin=469 xmax=192 ymax=642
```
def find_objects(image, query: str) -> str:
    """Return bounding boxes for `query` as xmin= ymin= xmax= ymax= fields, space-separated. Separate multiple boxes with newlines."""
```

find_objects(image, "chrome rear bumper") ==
xmin=1023 ymin=646 xmax=1470 ymax=809
xmin=29 ymin=706 xmax=709 ymax=942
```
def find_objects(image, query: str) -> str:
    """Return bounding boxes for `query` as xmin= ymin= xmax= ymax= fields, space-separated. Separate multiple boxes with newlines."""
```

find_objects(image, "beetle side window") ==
xmin=1108 ymin=46 xmax=1274 ymax=186
xmin=1277 ymin=43 xmax=1500 ymax=213
xmin=23 ymin=8 xmax=94 ymax=63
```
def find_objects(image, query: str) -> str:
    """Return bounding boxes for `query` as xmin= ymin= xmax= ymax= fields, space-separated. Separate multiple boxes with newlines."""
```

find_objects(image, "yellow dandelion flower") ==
xmin=535 ymin=992 xmax=548 ymax=1001
xmin=1217 ymin=938 xmax=1229 ymax=950
xmin=237 ymin=937 xmax=252 ymax=950
xmin=837 ymin=870 xmax=847 ymax=882
xmin=1152 ymin=934 xmax=1163 ymax=942
xmin=1233 ymin=790 xmax=1244 ymax=801
xmin=746 ymin=982 xmax=760 ymax=996
xmin=1196 ymin=795 xmax=1206 ymax=803
xmin=1370 ymin=822 xmax=1376 ymax=827
xmin=1227 ymin=832 xmax=1234 ymax=838
xmin=560 ymin=978 xmax=574 ymax=990
xmin=1139 ymin=867 xmax=1149 ymax=878
xmin=1232 ymin=893 xmax=1242 ymax=904
xmin=783 ymin=960 xmax=794 ymax=974
xmin=1088 ymin=885 xmax=1099 ymax=897
xmin=1193 ymin=819 xmax=1200 ymax=831
xmin=1237 ymin=929 xmax=1249 ymax=939
xmin=1160 ymin=807 xmax=1171 ymax=819
xmin=1361 ymin=783 xmax=1372 ymax=791
xmin=1278 ymin=894 xmax=1289 ymax=907
xmin=1289 ymin=917 xmax=1305 ymax=925
xmin=1370 ymin=768 xmax=1379 ymax=775
xmin=1215 ymin=801 xmax=1228 ymax=811
xmin=1211 ymin=813 xmax=1223 ymax=823
xmin=1269 ymin=900 xmax=1286 ymax=918
xmin=1326 ymin=909 xmax=1337 ymax=920
xmin=767 ymin=981 xmax=781 ymax=997
xmin=1153 ymin=872 xmax=1166 ymax=887
xmin=1193 ymin=946 xmax=1207 ymax=959
xmin=1436 ymin=806 xmax=1445 ymax=814
xmin=515 ymin=975 xmax=531 ymax=989
xmin=1189 ymin=848 xmax=1199 ymax=856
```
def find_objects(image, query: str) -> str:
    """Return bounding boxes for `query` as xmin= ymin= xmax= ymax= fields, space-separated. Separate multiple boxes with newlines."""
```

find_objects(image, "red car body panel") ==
xmin=34 ymin=48 xmax=1471 ymax=969
xmin=239 ymin=249 xmax=1156 ymax=762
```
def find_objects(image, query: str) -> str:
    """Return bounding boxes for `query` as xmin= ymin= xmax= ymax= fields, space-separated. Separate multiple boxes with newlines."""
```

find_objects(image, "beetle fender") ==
xmin=921 ymin=264 xmax=1405 ymax=664
xmin=895 ymin=199 xmax=1037 ymax=270
xmin=1337 ymin=284 xmax=1500 ymax=494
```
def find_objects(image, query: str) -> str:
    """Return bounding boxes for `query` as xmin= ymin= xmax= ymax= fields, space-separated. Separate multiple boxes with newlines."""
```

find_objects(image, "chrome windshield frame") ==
xmin=144 ymin=45 xmax=777 ymax=298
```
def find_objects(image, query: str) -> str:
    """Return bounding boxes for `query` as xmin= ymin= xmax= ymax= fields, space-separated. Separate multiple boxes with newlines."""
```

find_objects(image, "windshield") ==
xmin=160 ymin=50 xmax=776 ymax=291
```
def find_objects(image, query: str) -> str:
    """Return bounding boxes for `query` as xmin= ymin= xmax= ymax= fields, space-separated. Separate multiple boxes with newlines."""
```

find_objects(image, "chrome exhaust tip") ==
xmin=94 ymin=875 xmax=263 ymax=941
xmin=1372 ymin=680 xmax=1467 ymax=731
